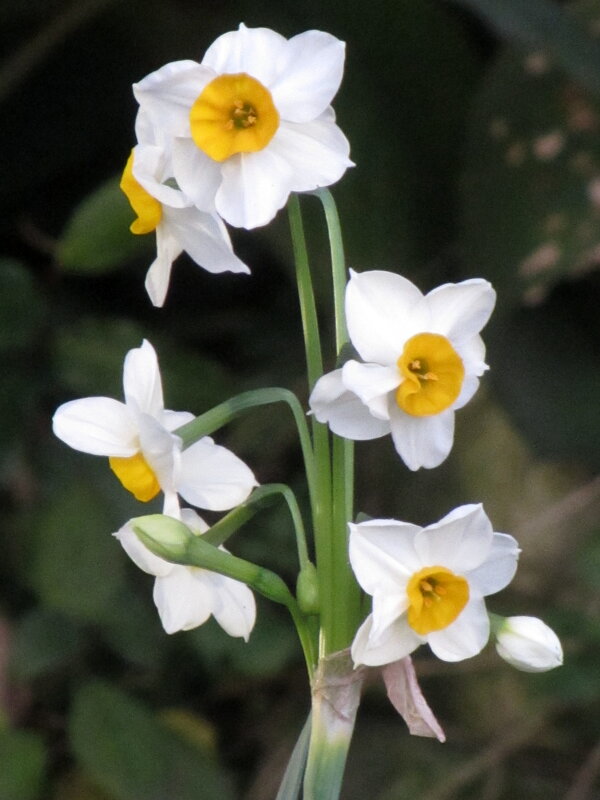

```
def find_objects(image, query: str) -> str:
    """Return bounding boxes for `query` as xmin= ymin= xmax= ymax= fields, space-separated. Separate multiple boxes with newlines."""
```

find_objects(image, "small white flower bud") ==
xmin=495 ymin=616 xmax=563 ymax=672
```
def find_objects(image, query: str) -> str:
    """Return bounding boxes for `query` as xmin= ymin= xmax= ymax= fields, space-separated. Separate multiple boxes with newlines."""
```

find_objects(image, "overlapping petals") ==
xmin=115 ymin=506 xmax=256 ymax=637
xmin=133 ymin=24 xmax=353 ymax=229
xmin=309 ymin=270 xmax=496 ymax=470
xmin=349 ymin=505 xmax=520 ymax=667
xmin=52 ymin=340 xmax=257 ymax=509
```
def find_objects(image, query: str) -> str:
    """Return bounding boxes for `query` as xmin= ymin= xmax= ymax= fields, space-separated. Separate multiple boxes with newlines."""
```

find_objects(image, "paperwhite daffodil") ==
xmin=349 ymin=504 xmax=520 ymax=666
xmin=133 ymin=23 xmax=353 ymax=229
xmin=494 ymin=616 xmax=563 ymax=672
xmin=115 ymin=506 xmax=256 ymax=637
xmin=52 ymin=340 xmax=257 ymax=511
xmin=121 ymin=142 xmax=249 ymax=307
xmin=309 ymin=270 xmax=496 ymax=470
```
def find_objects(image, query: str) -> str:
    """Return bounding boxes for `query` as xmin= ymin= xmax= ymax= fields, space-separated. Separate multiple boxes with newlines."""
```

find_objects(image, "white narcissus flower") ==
xmin=133 ymin=23 xmax=353 ymax=229
xmin=309 ymin=270 xmax=496 ymax=470
xmin=495 ymin=616 xmax=563 ymax=672
xmin=120 ymin=142 xmax=249 ymax=307
xmin=115 ymin=506 xmax=256 ymax=637
xmin=52 ymin=340 xmax=257 ymax=511
xmin=349 ymin=504 xmax=520 ymax=666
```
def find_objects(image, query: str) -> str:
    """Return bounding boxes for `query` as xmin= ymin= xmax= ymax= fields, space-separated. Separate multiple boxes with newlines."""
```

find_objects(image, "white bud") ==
xmin=495 ymin=616 xmax=563 ymax=673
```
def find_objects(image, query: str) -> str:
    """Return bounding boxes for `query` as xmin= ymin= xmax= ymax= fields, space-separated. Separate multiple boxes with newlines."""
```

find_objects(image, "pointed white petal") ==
xmin=270 ymin=32 xmax=346 ymax=122
xmin=136 ymin=412 xmax=180 ymax=492
xmin=153 ymin=567 xmax=213 ymax=634
xmin=114 ymin=520 xmax=173 ymax=577
xmin=346 ymin=270 xmax=429 ymax=365
xmin=172 ymin=138 xmax=222 ymax=212
xmin=341 ymin=361 xmax=398 ymax=417
xmin=201 ymin=24 xmax=287 ymax=86
xmin=162 ymin=410 xmax=195 ymax=432
xmin=467 ymin=532 xmax=520 ymax=596
xmin=52 ymin=397 xmax=137 ymax=456
xmin=178 ymin=438 xmax=257 ymax=510
xmin=414 ymin=504 xmax=494 ymax=573
xmin=123 ymin=340 xmax=164 ymax=418
xmin=349 ymin=520 xmax=422 ymax=594
xmin=131 ymin=144 xmax=188 ymax=209
xmin=426 ymin=279 xmax=496 ymax=342
xmin=370 ymin=591 xmax=410 ymax=640
xmin=309 ymin=369 xmax=391 ymax=440
xmin=427 ymin=596 xmax=489 ymax=661
xmin=351 ymin=613 xmax=422 ymax=667
xmin=206 ymin=568 xmax=256 ymax=640
xmin=216 ymin=149 xmax=293 ymax=229
xmin=145 ymin=225 xmax=182 ymax=308
xmin=389 ymin=404 xmax=455 ymax=471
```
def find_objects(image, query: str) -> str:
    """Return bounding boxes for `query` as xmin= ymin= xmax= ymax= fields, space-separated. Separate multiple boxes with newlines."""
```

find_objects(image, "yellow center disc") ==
xmin=109 ymin=451 xmax=161 ymax=502
xmin=406 ymin=566 xmax=469 ymax=635
xmin=190 ymin=72 xmax=280 ymax=162
xmin=396 ymin=333 xmax=465 ymax=416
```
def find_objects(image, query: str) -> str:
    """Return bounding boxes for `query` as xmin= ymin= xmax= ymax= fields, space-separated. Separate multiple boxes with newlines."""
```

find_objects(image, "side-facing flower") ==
xmin=121 ymin=140 xmax=249 ymax=307
xmin=115 ymin=506 xmax=256 ymax=637
xmin=349 ymin=504 xmax=520 ymax=666
xmin=494 ymin=616 xmax=563 ymax=672
xmin=133 ymin=23 xmax=353 ymax=229
xmin=52 ymin=340 xmax=257 ymax=510
xmin=309 ymin=270 xmax=496 ymax=470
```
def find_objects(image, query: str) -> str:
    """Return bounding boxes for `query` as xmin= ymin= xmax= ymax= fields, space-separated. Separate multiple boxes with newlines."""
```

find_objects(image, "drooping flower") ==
xmin=133 ymin=23 xmax=353 ymax=229
xmin=115 ymin=506 xmax=256 ymax=637
xmin=309 ymin=270 xmax=496 ymax=470
xmin=349 ymin=504 xmax=520 ymax=666
xmin=120 ymin=141 xmax=249 ymax=307
xmin=52 ymin=340 xmax=257 ymax=511
xmin=494 ymin=616 xmax=563 ymax=672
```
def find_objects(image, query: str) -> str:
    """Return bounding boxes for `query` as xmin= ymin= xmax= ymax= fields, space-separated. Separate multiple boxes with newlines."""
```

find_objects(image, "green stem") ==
xmin=288 ymin=194 xmax=333 ymax=658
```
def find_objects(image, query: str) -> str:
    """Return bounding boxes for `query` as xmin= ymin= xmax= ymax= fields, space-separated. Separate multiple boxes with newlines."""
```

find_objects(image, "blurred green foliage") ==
xmin=0 ymin=0 xmax=599 ymax=798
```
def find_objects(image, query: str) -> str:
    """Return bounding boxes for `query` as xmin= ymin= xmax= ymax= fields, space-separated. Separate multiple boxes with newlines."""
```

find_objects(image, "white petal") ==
xmin=52 ymin=397 xmax=137 ymax=456
xmin=349 ymin=520 xmax=423 ymax=594
xmin=268 ymin=119 xmax=352 ymax=193
xmin=452 ymin=373 xmax=480 ymax=411
xmin=153 ymin=567 xmax=213 ymax=634
xmin=178 ymin=437 xmax=257 ymax=510
xmin=467 ymin=532 xmax=520 ymax=596
xmin=201 ymin=24 xmax=287 ymax=86
xmin=341 ymin=361 xmax=398 ymax=418
xmin=136 ymin=412 xmax=180 ymax=492
xmin=309 ymin=369 xmax=391 ymax=440
xmin=216 ymin=149 xmax=293 ymax=229
xmin=427 ymin=596 xmax=489 ymax=661
xmin=133 ymin=60 xmax=212 ymax=138
xmin=414 ymin=504 xmax=494 ymax=573
xmin=145 ymin=225 xmax=182 ymax=307
xmin=162 ymin=206 xmax=250 ymax=276
xmin=131 ymin=144 xmax=188 ymax=209
xmin=455 ymin=333 xmax=488 ymax=379
xmin=179 ymin=506 xmax=209 ymax=533
xmin=346 ymin=270 xmax=429 ymax=365
xmin=426 ymin=279 xmax=496 ymax=342
xmin=162 ymin=410 xmax=195 ymax=432
xmin=270 ymin=31 xmax=346 ymax=122
xmin=389 ymin=403 xmax=455 ymax=471
xmin=351 ymin=613 xmax=422 ymax=667
xmin=172 ymin=138 xmax=222 ymax=212
xmin=123 ymin=340 xmax=164 ymax=418
xmin=206 ymin=569 xmax=256 ymax=640
xmin=114 ymin=520 xmax=173 ymax=577
xmin=371 ymin=591 xmax=410 ymax=640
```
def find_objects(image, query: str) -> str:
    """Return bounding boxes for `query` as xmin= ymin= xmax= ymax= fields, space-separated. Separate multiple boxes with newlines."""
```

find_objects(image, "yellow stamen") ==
xmin=119 ymin=150 xmax=163 ymax=235
xmin=396 ymin=332 xmax=465 ymax=416
xmin=407 ymin=566 xmax=469 ymax=635
xmin=190 ymin=72 xmax=280 ymax=162
xmin=109 ymin=452 xmax=160 ymax=502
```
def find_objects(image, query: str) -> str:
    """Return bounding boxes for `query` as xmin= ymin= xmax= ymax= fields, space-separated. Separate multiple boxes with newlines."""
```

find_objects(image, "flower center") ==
xmin=190 ymin=73 xmax=280 ymax=162
xmin=119 ymin=150 xmax=163 ymax=234
xmin=395 ymin=333 xmax=465 ymax=416
xmin=406 ymin=566 xmax=469 ymax=635
xmin=109 ymin=452 xmax=161 ymax=502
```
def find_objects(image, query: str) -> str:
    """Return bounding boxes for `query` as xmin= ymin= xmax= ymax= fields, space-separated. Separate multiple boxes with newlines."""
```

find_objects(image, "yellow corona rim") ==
xmin=396 ymin=332 xmax=465 ymax=416
xmin=406 ymin=565 xmax=469 ymax=635
xmin=190 ymin=72 xmax=280 ymax=162
xmin=120 ymin=150 xmax=162 ymax=234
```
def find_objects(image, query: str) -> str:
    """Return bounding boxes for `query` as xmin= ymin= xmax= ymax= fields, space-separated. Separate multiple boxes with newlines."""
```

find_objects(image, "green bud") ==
xmin=131 ymin=514 xmax=193 ymax=562
xmin=296 ymin=562 xmax=320 ymax=616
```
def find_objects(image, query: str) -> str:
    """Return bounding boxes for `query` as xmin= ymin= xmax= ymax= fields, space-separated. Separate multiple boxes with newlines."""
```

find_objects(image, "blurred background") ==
xmin=1 ymin=0 xmax=599 ymax=798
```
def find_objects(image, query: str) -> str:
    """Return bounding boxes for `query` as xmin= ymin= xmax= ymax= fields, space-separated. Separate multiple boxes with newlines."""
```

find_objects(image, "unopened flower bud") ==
xmin=495 ymin=616 xmax=563 ymax=673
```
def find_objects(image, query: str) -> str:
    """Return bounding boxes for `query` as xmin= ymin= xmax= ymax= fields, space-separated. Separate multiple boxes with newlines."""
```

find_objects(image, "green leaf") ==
xmin=30 ymin=480 xmax=127 ymax=624
xmin=69 ymin=681 xmax=234 ymax=800
xmin=276 ymin=713 xmax=311 ymax=800
xmin=0 ymin=260 xmax=46 ymax=352
xmin=0 ymin=729 xmax=46 ymax=800
xmin=462 ymin=0 xmax=600 ymax=305
xmin=10 ymin=609 xmax=84 ymax=681
xmin=57 ymin=177 xmax=153 ymax=274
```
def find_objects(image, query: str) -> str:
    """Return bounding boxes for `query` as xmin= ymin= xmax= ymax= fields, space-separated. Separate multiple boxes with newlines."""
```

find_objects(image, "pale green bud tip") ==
xmin=495 ymin=615 xmax=563 ymax=673
xmin=131 ymin=514 xmax=192 ymax=560
xmin=296 ymin=562 xmax=320 ymax=615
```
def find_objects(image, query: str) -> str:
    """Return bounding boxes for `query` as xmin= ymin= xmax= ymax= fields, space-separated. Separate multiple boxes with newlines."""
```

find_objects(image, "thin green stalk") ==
xmin=288 ymin=194 xmax=334 ymax=658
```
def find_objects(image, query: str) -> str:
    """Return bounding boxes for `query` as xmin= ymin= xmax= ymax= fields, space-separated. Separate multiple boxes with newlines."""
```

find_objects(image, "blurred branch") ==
xmin=0 ymin=0 xmax=118 ymax=105
xmin=564 ymin=739 xmax=600 ymax=800
xmin=447 ymin=0 xmax=600 ymax=98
